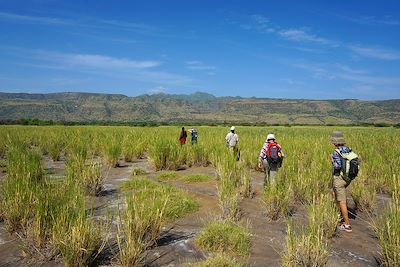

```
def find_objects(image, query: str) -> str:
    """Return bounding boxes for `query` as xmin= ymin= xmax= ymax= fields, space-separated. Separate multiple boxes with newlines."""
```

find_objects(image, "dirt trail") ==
xmin=0 ymin=158 xmax=384 ymax=266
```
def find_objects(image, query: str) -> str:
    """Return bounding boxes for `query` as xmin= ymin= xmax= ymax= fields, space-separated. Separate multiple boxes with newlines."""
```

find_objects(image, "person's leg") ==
xmin=333 ymin=176 xmax=352 ymax=231
xmin=262 ymin=160 xmax=269 ymax=187
xmin=269 ymin=170 xmax=278 ymax=185
xmin=339 ymin=200 xmax=350 ymax=225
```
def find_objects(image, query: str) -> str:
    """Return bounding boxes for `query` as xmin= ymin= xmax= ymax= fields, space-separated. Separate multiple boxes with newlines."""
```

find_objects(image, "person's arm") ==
xmin=277 ymin=144 xmax=285 ymax=157
xmin=332 ymin=151 xmax=341 ymax=170
xmin=259 ymin=144 xmax=267 ymax=161
xmin=225 ymin=133 xmax=230 ymax=142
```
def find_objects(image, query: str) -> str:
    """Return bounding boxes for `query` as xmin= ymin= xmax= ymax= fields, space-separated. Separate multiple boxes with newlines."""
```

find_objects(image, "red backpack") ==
xmin=266 ymin=143 xmax=282 ymax=163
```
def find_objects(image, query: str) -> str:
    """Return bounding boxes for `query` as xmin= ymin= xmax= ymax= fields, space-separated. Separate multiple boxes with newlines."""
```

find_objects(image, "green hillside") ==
xmin=0 ymin=92 xmax=399 ymax=125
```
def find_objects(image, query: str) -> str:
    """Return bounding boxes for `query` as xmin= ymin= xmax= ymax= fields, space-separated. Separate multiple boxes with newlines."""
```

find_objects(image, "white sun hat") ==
xmin=267 ymin=133 xmax=275 ymax=140
xmin=230 ymin=126 xmax=235 ymax=131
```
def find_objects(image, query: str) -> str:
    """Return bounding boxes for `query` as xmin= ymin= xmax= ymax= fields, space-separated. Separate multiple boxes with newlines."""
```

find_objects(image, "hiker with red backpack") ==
xmin=179 ymin=127 xmax=187 ymax=146
xmin=258 ymin=133 xmax=284 ymax=187
xmin=330 ymin=131 xmax=359 ymax=233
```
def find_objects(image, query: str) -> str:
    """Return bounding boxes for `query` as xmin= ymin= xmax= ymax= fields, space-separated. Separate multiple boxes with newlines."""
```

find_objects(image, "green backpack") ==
xmin=335 ymin=148 xmax=360 ymax=181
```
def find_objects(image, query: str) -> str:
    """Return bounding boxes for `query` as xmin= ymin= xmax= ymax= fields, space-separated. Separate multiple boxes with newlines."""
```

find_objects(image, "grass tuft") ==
xmin=195 ymin=220 xmax=251 ymax=257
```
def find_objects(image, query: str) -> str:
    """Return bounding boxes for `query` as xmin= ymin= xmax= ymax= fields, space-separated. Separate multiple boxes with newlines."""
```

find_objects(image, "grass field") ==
xmin=0 ymin=125 xmax=399 ymax=266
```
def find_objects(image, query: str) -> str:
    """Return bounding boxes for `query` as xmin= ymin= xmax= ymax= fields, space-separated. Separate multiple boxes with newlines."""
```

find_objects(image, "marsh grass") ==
xmin=0 ymin=145 xmax=44 ymax=232
xmin=282 ymin=194 xmax=336 ymax=266
xmin=262 ymin=183 xmax=293 ymax=221
xmin=216 ymin=155 xmax=243 ymax=220
xmin=308 ymin=194 xmax=339 ymax=239
xmin=45 ymin=133 xmax=67 ymax=161
xmin=192 ymin=254 xmax=243 ymax=267
xmin=116 ymin=192 xmax=166 ymax=267
xmin=102 ymin=134 xmax=122 ymax=167
xmin=350 ymin=178 xmax=376 ymax=212
xmin=148 ymin=138 xmax=181 ymax=170
xmin=195 ymin=220 xmax=251 ymax=257
xmin=52 ymin=188 xmax=107 ymax=267
xmin=282 ymin=222 xmax=328 ymax=267
xmin=122 ymin=135 xmax=136 ymax=162
xmin=121 ymin=177 xmax=199 ymax=222
xmin=182 ymin=174 xmax=212 ymax=183
xmin=82 ymin=161 xmax=105 ymax=196
xmin=131 ymin=167 xmax=147 ymax=176
xmin=66 ymin=154 xmax=105 ymax=196
xmin=157 ymin=171 xmax=180 ymax=181
xmin=1 ymin=143 xmax=106 ymax=264
xmin=375 ymin=178 xmax=400 ymax=266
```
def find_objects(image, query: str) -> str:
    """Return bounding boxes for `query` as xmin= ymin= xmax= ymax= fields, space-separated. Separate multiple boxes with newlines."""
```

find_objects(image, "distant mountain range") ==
xmin=1 ymin=92 xmax=400 ymax=125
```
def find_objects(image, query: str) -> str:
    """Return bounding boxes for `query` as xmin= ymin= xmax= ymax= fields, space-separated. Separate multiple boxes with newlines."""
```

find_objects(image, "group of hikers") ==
xmin=179 ymin=127 xmax=198 ymax=145
xmin=179 ymin=126 xmax=357 ymax=233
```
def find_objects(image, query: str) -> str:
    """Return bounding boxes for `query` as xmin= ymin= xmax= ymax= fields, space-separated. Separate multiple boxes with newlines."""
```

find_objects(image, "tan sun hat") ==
xmin=331 ymin=131 xmax=346 ymax=145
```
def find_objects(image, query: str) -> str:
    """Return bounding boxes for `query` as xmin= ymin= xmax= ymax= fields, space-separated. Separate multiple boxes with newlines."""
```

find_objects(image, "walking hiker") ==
xmin=258 ymin=133 xmax=284 ymax=187
xmin=179 ymin=127 xmax=187 ymax=146
xmin=330 ymin=131 xmax=358 ymax=233
xmin=225 ymin=126 xmax=239 ymax=159
xmin=190 ymin=128 xmax=198 ymax=144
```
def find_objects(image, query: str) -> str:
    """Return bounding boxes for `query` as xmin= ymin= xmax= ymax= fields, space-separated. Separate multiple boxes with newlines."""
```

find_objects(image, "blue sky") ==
xmin=0 ymin=0 xmax=399 ymax=100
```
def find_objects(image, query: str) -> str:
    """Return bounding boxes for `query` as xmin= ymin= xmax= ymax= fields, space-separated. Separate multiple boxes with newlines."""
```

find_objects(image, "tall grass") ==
xmin=148 ymin=138 xmax=181 ymax=170
xmin=192 ymin=254 xmax=243 ymax=267
xmin=262 ymin=183 xmax=293 ymax=221
xmin=121 ymin=177 xmax=199 ymax=222
xmin=307 ymin=194 xmax=339 ymax=239
xmin=116 ymin=192 xmax=167 ymax=267
xmin=0 ymin=144 xmax=44 ymax=232
xmin=216 ymin=155 xmax=241 ymax=220
xmin=282 ymin=194 xmax=337 ymax=266
xmin=282 ymin=222 xmax=328 ymax=267
xmin=195 ymin=220 xmax=251 ymax=257
xmin=102 ymin=133 xmax=122 ymax=167
xmin=375 ymin=176 xmax=400 ymax=266
xmin=350 ymin=176 xmax=376 ymax=212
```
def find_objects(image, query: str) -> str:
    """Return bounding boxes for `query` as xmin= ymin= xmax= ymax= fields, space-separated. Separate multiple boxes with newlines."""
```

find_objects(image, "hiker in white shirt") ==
xmin=225 ymin=126 xmax=239 ymax=159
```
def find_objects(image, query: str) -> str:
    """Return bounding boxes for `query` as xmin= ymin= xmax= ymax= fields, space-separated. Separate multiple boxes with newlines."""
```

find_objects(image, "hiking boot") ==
xmin=339 ymin=224 xmax=352 ymax=232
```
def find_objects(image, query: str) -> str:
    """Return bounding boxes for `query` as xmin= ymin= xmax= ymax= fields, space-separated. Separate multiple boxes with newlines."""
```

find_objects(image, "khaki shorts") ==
xmin=333 ymin=175 xmax=350 ymax=202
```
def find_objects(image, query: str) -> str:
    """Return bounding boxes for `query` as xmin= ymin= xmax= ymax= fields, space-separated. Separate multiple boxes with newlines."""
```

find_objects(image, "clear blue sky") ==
xmin=1 ymin=0 xmax=399 ymax=100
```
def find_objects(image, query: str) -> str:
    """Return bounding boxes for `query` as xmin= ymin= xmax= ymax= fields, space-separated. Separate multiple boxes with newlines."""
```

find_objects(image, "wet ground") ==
xmin=0 ymin=157 xmax=385 ymax=266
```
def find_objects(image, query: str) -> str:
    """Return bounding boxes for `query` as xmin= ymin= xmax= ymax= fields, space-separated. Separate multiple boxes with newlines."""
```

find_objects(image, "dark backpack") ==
xmin=336 ymin=148 xmax=359 ymax=180
xmin=266 ymin=143 xmax=282 ymax=164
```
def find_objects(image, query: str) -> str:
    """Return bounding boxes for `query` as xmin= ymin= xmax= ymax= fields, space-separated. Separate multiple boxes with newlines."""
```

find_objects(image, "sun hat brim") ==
xmin=331 ymin=137 xmax=346 ymax=144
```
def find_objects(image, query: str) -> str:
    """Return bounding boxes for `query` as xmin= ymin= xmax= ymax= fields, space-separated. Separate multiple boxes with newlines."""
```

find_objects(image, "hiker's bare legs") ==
xmin=339 ymin=200 xmax=350 ymax=225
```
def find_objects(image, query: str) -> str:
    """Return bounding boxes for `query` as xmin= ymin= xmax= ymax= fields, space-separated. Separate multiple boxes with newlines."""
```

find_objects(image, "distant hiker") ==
xmin=258 ymin=133 xmax=284 ymax=187
xmin=179 ymin=127 xmax=187 ymax=146
xmin=225 ymin=126 xmax=240 ymax=159
xmin=190 ymin=128 xmax=198 ymax=144
xmin=330 ymin=131 xmax=359 ymax=233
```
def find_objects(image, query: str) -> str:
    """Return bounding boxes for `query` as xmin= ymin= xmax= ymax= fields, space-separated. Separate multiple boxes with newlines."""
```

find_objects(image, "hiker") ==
xmin=179 ymin=127 xmax=187 ymax=146
xmin=330 ymin=131 xmax=353 ymax=233
xmin=225 ymin=126 xmax=239 ymax=159
xmin=258 ymin=133 xmax=284 ymax=187
xmin=190 ymin=128 xmax=198 ymax=144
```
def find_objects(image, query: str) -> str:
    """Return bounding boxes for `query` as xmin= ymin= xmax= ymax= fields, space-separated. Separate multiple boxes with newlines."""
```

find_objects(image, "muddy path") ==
xmin=0 ymin=157 xmax=384 ymax=267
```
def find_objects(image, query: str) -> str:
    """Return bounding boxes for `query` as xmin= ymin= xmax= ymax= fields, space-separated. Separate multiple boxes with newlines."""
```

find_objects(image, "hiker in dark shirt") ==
xmin=179 ymin=127 xmax=187 ymax=146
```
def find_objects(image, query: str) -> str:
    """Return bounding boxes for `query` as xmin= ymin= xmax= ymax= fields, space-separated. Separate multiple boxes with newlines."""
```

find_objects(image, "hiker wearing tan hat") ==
xmin=330 ymin=131 xmax=359 ymax=233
